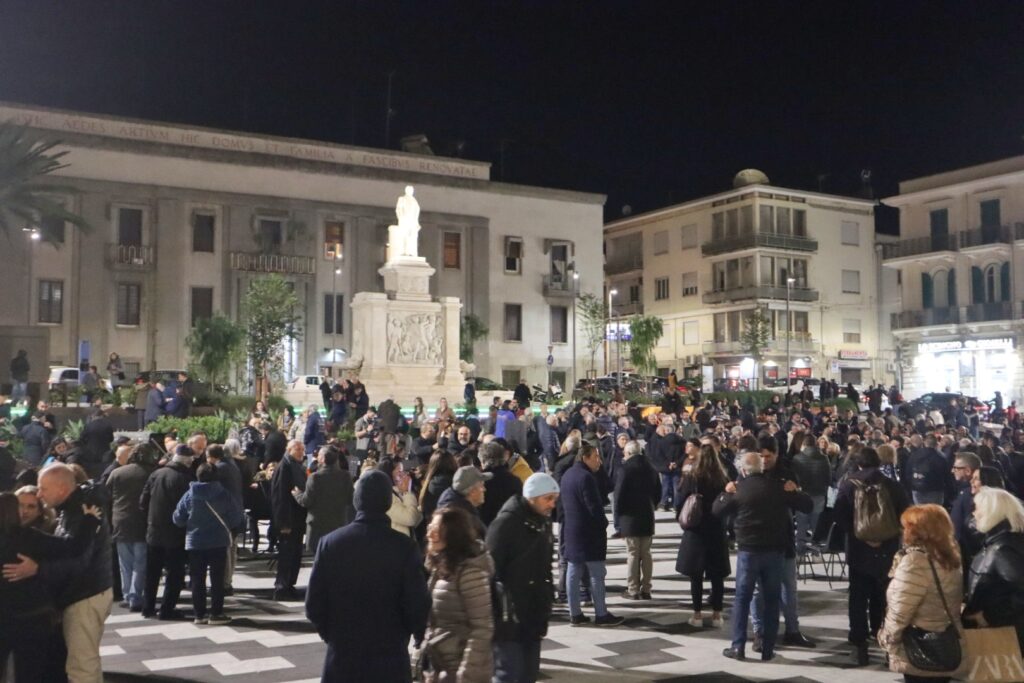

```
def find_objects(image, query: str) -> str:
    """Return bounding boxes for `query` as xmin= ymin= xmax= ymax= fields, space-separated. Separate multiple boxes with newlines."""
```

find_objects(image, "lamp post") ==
xmin=609 ymin=288 xmax=619 ymax=391
xmin=333 ymin=259 xmax=342 ymax=376
xmin=23 ymin=227 xmax=40 ymax=326
xmin=786 ymin=276 xmax=795 ymax=390
xmin=572 ymin=270 xmax=579 ymax=398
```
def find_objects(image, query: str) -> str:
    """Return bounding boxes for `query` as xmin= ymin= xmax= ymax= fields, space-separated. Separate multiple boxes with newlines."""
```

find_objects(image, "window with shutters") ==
xmin=550 ymin=306 xmax=568 ymax=344
xmin=323 ymin=294 xmax=344 ymax=334
xmin=841 ymin=269 xmax=861 ymax=293
xmin=680 ymin=224 xmax=697 ymax=249
xmin=192 ymin=213 xmax=215 ymax=253
xmin=654 ymin=277 xmax=669 ymax=300
xmin=681 ymin=272 xmax=698 ymax=297
xmin=38 ymin=280 xmax=63 ymax=324
xmin=683 ymin=320 xmax=699 ymax=346
xmin=841 ymin=221 xmax=860 ymax=246
xmin=980 ymin=199 xmax=1001 ymax=227
xmin=443 ymin=232 xmax=461 ymax=269
xmin=653 ymin=230 xmax=668 ymax=255
xmin=324 ymin=221 xmax=344 ymax=260
xmin=628 ymin=284 xmax=640 ymax=303
xmin=842 ymin=318 xmax=861 ymax=343
xmin=501 ymin=369 xmax=521 ymax=387
xmin=190 ymin=287 xmax=213 ymax=327
xmin=258 ymin=218 xmax=283 ymax=248
xmin=504 ymin=304 xmax=522 ymax=342
xmin=504 ymin=237 xmax=523 ymax=273
xmin=116 ymin=283 xmax=141 ymax=326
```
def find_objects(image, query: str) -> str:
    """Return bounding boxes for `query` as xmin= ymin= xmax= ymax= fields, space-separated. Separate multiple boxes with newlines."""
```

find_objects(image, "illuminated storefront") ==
xmin=908 ymin=336 xmax=1019 ymax=400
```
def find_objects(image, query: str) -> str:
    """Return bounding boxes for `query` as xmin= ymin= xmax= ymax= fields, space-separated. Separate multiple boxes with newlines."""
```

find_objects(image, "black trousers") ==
xmin=189 ymin=547 xmax=227 ymax=618
xmin=145 ymin=544 xmax=188 ymax=616
xmin=848 ymin=568 xmax=887 ymax=644
xmin=275 ymin=531 xmax=303 ymax=589
xmin=0 ymin=616 xmax=67 ymax=683
xmin=690 ymin=572 xmax=725 ymax=612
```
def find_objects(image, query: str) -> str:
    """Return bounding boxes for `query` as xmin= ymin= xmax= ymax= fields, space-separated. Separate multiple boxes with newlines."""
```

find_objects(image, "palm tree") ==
xmin=0 ymin=122 xmax=90 ymax=243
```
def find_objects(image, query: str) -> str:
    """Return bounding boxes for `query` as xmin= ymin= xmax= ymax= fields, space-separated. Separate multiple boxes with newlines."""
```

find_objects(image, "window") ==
xmin=759 ymin=205 xmax=774 ymax=233
xmin=654 ymin=277 xmax=669 ymax=300
xmin=550 ymin=306 xmax=568 ymax=343
xmin=980 ymin=199 xmax=1001 ymax=227
xmin=681 ymin=271 xmax=698 ymax=297
xmin=713 ymin=313 xmax=726 ymax=342
xmin=740 ymin=205 xmax=754 ymax=235
xmin=443 ymin=232 xmax=461 ymax=269
xmin=793 ymin=311 xmax=809 ymax=334
xmin=501 ymin=369 xmax=521 ymax=387
xmin=653 ymin=230 xmax=668 ymax=255
xmin=324 ymin=220 xmax=344 ymax=260
xmin=793 ymin=209 xmax=807 ymax=237
xmin=116 ymin=283 xmax=141 ymax=326
xmin=117 ymin=207 xmax=143 ymax=247
xmin=680 ymin=224 xmax=698 ymax=249
xmin=38 ymin=280 xmax=63 ymax=323
xmin=504 ymin=237 xmax=523 ymax=273
xmin=843 ymin=318 xmax=861 ymax=343
xmin=776 ymin=207 xmax=791 ymax=236
xmin=711 ymin=212 xmax=724 ymax=240
xmin=628 ymin=284 xmax=640 ymax=304
xmin=841 ymin=269 xmax=861 ymax=293
xmin=323 ymin=293 xmax=344 ymax=334
xmin=258 ymin=218 xmax=283 ymax=248
xmin=192 ymin=213 xmax=215 ymax=253
xmin=40 ymin=214 xmax=65 ymax=244
xmin=683 ymin=320 xmax=699 ymax=345
xmin=841 ymin=221 xmax=860 ymax=246
xmin=504 ymin=303 xmax=522 ymax=342
xmin=190 ymin=287 xmax=213 ymax=327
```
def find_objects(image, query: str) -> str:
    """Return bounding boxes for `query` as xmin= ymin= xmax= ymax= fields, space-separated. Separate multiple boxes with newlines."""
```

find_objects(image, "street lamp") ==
xmin=609 ymin=288 xmax=619 ymax=391
xmin=22 ymin=227 xmax=39 ymax=326
xmin=572 ymin=270 xmax=579 ymax=397
xmin=786 ymin=276 xmax=795 ymax=391
xmin=332 ymin=253 xmax=342 ymax=376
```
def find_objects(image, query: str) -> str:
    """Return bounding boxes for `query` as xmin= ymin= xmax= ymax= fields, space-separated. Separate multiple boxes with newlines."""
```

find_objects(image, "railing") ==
xmin=965 ymin=301 xmax=1013 ymax=323
xmin=701 ymin=231 xmax=818 ymax=256
xmin=605 ymin=256 xmax=644 ymax=275
xmin=702 ymin=284 xmax=819 ymax=304
xmin=106 ymin=243 xmax=156 ymax=268
xmin=891 ymin=307 xmax=960 ymax=329
xmin=542 ymin=274 xmax=575 ymax=298
xmin=702 ymin=333 xmax=816 ymax=355
xmin=229 ymin=252 xmax=316 ymax=276
xmin=614 ymin=301 xmax=644 ymax=316
xmin=882 ymin=224 xmax=1024 ymax=260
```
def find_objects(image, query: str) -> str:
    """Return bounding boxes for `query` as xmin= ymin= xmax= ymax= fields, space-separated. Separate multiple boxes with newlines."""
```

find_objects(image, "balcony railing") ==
xmin=542 ymin=274 xmax=575 ymax=298
xmin=702 ymin=284 xmax=819 ymax=304
xmin=891 ymin=306 xmax=960 ymax=329
xmin=702 ymin=333 xmax=816 ymax=355
xmin=229 ymin=252 xmax=316 ymax=276
xmin=701 ymin=231 xmax=818 ymax=256
xmin=106 ymin=243 xmax=156 ymax=269
xmin=613 ymin=301 xmax=644 ymax=317
xmin=965 ymin=301 xmax=1013 ymax=323
xmin=882 ymin=224 xmax=1024 ymax=260
xmin=605 ymin=256 xmax=644 ymax=275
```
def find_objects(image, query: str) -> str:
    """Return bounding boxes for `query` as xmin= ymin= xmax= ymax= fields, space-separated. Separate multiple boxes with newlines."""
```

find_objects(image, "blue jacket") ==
xmin=560 ymin=460 xmax=608 ymax=562
xmin=306 ymin=512 xmax=430 ymax=683
xmin=304 ymin=411 xmax=326 ymax=454
xmin=172 ymin=481 xmax=244 ymax=550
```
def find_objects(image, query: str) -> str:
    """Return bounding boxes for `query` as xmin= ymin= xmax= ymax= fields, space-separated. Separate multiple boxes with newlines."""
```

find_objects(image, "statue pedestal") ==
xmin=379 ymin=258 xmax=434 ymax=302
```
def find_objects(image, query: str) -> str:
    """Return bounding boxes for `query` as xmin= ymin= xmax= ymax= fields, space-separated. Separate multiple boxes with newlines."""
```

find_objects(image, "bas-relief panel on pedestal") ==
xmin=386 ymin=312 xmax=444 ymax=365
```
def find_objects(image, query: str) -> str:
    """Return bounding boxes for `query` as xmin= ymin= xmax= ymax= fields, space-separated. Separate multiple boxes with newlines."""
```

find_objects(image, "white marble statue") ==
xmin=388 ymin=185 xmax=421 ymax=260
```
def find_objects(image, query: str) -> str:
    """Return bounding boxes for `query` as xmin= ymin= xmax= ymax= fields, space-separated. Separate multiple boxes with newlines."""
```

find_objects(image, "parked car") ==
xmin=899 ymin=392 xmax=988 ymax=419
xmin=472 ymin=377 xmax=514 ymax=405
xmin=47 ymin=366 xmax=113 ymax=393
xmin=282 ymin=374 xmax=329 ymax=408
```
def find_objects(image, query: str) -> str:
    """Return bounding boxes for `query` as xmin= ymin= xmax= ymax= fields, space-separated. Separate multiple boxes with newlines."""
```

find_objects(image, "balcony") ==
xmin=542 ymin=274 xmax=575 ymax=298
xmin=613 ymin=301 xmax=644 ymax=317
xmin=882 ymin=224 xmax=1024 ymax=261
xmin=702 ymin=332 xmax=817 ymax=356
xmin=106 ymin=243 xmax=156 ymax=269
xmin=605 ymin=256 xmax=644 ymax=275
xmin=701 ymin=231 xmax=818 ymax=256
xmin=965 ymin=301 xmax=1013 ymax=323
xmin=702 ymin=284 xmax=819 ymax=304
xmin=891 ymin=306 xmax=960 ymax=330
xmin=229 ymin=251 xmax=316 ymax=276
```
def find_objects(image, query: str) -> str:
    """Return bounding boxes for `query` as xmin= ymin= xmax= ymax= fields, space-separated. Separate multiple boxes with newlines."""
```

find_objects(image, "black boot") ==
xmin=851 ymin=642 xmax=869 ymax=667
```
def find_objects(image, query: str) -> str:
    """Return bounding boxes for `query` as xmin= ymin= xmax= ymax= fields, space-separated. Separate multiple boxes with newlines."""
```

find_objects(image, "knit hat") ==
xmin=354 ymin=470 xmax=393 ymax=514
xmin=453 ymin=466 xmax=492 ymax=495
xmin=171 ymin=444 xmax=195 ymax=466
xmin=523 ymin=472 xmax=560 ymax=499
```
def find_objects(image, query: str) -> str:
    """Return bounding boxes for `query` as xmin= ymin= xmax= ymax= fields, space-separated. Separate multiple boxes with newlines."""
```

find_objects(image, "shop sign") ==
xmin=917 ymin=337 xmax=1015 ymax=353
xmin=839 ymin=350 xmax=869 ymax=360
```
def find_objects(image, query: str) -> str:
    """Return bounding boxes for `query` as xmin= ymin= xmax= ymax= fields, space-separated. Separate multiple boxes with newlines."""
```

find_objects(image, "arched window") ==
xmin=985 ymin=265 xmax=997 ymax=303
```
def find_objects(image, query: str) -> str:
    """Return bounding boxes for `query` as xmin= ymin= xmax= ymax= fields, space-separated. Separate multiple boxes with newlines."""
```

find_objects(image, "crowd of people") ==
xmin=2 ymin=376 xmax=1024 ymax=683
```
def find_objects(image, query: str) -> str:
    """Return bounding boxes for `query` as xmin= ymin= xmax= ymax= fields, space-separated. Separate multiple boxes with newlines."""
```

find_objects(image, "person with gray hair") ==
xmin=294 ymin=446 xmax=353 ymax=550
xmin=271 ymin=439 xmax=307 ymax=600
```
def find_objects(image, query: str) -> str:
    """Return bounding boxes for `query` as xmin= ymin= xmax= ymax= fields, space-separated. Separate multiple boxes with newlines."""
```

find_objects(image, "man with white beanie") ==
xmin=486 ymin=472 xmax=560 ymax=683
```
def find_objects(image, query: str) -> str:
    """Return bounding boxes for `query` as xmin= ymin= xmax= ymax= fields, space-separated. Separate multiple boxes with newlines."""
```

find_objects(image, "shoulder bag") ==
xmin=678 ymin=492 xmax=703 ymax=530
xmin=901 ymin=557 xmax=963 ymax=673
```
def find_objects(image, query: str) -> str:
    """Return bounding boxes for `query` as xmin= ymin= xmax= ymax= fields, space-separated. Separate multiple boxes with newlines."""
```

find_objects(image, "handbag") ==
xmin=901 ymin=557 xmax=963 ymax=673
xmin=678 ymin=492 xmax=703 ymax=530
xmin=962 ymin=625 xmax=1024 ymax=683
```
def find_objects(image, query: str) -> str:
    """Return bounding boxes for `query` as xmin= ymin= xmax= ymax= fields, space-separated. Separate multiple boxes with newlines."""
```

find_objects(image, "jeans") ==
xmin=913 ymin=490 xmax=945 ymax=505
xmin=732 ymin=550 xmax=784 ymax=657
xmin=189 ymin=547 xmax=227 ymax=618
xmin=556 ymin=525 xmax=589 ymax=598
xmin=848 ymin=568 xmax=888 ymax=644
xmin=795 ymin=495 xmax=826 ymax=552
xmin=145 ymin=545 xmax=187 ymax=617
xmin=135 ymin=409 xmax=146 ymax=430
xmin=660 ymin=471 xmax=681 ymax=507
xmin=493 ymin=639 xmax=542 ymax=683
xmin=10 ymin=380 xmax=27 ymax=403
xmin=567 ymin=560 xmax=608 ymax=618
xmin=625 ymin=536 xmax=653 ymax=595
xmin=690 ymin=571 xmax=725 ymax=612
xmin=751 ymin=554 xmax=799 ymax=636
xmin=116 ymin=541 xmax=147 ymax=609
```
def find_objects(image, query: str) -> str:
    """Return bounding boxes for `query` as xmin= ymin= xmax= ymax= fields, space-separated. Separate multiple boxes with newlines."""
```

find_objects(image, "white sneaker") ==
xmin=688 ymin=615 xmax=704 ymax=627
xmin=711 ymin=615 xmax=724 ymax=628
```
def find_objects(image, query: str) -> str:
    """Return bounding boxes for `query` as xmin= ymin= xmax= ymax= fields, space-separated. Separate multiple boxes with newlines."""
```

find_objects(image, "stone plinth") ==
xmin=379 ymin=257 xmax=434 ymax=302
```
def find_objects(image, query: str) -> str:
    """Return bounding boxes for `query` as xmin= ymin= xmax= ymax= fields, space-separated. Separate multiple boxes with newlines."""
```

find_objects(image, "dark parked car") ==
xmin=899 ymin=392 xmax=988 ymax=419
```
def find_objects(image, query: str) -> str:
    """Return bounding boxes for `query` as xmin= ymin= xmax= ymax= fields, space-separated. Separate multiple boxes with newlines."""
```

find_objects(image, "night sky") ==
xmin=2 ymin=1 xmax=1023 ymax=230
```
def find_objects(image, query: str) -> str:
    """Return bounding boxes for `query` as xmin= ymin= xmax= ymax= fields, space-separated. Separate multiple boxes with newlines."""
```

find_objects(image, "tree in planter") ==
xmin=0 ymin=123 xmax=91 ymax=243
xmin=186 ymin=314 xmax=245 ymax=390
xmin=242 ymin=275 xmax=302 ymax=399
xmin=577 ymin=293 xmax=608 ymax=379
xmin=459 ymin=313 xmax=489 ymax=363
xmin=740 ymin=309 xmax=772 ymax=391
xmin=627 ymin=314 xmax=664 ymax=396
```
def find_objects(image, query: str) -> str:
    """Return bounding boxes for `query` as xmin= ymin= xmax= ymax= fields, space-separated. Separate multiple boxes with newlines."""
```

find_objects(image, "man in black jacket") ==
xmin=479 ymin=441 xmax=523 ymax=526
xmin=615 ymin=440 xmax=660 ymax=600
xmin=513 ymin=379 xmax=532 ymax=409
xmin=271 ymin=439 xmax=308 ymax=600
xmin=647 ymin=420 xmax=683 ymax=511
xmin=260 ymin=420 xmax=287 ymax=465
xmin=714 ymin=451 xmax=812 ymax=662
xmin=139 ymin=444 xmax=195 ymax=619
xmin=487 ymin=473 xmax=560 ymax=683
xmin=77 ymin=409 xmax=115 ymax=480
xmin=902 ymin=434 xmax=956 ymax=506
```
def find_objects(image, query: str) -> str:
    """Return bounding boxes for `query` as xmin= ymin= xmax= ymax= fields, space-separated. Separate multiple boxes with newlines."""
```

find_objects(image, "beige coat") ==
xmin=878 ymin=546 xmax=963 ymax=674
xmin=426 ymin=545 xmax=494 ymax=683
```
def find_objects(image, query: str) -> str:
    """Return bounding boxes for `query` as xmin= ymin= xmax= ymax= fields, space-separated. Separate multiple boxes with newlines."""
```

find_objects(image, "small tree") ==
xmin=186 ymin=314 xmax=245 ymax=389
xmin=577 ymin=292 xmax=607 ymax=377
xmin=627 ymin=314 xmax=664 ymax=395
xmin=459 ymin=313 xmax=489 ymax=363
xmin=741 ymin=309 xmax=772 ymax=390
xmin=242 ymin=275 xmax=302 ymax=398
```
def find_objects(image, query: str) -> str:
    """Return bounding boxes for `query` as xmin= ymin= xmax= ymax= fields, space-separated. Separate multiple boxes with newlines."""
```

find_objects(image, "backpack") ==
xmin=851 ymin=478 xmax=901 ymax=543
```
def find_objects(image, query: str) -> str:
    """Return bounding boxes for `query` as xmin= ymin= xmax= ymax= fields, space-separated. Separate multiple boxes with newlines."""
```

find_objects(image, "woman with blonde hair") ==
xmin=878 ymin=505 xmax=963 ymax=682
xmin=876 ymin=443 xmax=898 ymax=481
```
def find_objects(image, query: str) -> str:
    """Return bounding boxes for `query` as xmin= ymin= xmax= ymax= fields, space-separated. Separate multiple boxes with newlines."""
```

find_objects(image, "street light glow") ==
xmin=610 ymin=288 xmax=618 ymax=297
